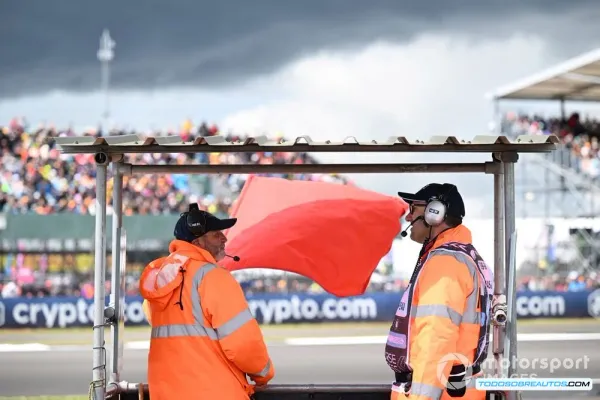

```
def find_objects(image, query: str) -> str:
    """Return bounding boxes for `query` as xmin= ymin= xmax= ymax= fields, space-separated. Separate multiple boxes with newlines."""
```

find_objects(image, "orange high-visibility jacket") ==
xmin=139 ymin=240 xmax=275 ymax=400
xmin=390 ymin=225 xmax=490 ymax=400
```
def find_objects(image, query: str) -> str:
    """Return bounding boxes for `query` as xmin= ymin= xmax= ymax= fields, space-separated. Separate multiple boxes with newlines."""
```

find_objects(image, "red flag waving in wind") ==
xmin=221 ymin=175 xmax=408 ymax=297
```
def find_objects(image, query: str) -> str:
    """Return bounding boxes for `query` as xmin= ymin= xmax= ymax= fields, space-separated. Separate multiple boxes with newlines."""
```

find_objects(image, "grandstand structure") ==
xmin=487 ymin=47 xmax=600 ymax=276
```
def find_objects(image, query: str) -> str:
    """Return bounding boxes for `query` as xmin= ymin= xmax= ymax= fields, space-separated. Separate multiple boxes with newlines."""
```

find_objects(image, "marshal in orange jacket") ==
xmin=387 ymin=225 xmax=493 ymax=400
xmin=139 ymin=239 xmax=275 ymax=399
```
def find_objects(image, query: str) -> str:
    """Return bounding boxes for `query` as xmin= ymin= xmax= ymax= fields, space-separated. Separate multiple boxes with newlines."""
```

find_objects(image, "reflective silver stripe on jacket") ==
xmin=409 ymin=248 xmax=483 ymax=326
xmin=249 ymin=359 xmax=272 ymax=378
xmin=403 ymin=247 xmax=487 ymax=367
xmin=395 ymin=246 xmax=489 ymax=395
xmin=410 ymin=382 xmax=444 ymax=399
xmin=150 ymin=263 xmax=253 ymax=340
xmin=392 ymin=377 xmax=477 ymax=398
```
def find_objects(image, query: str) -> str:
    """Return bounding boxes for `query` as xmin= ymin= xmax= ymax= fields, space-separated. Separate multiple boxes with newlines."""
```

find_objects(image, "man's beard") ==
xmin=210 ymin=245 xmax=225 ymax=261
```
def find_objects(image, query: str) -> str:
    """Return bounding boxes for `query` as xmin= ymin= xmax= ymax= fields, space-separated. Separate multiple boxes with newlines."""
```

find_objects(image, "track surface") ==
xmin=0 ymin=322 xmax=599 ymax=399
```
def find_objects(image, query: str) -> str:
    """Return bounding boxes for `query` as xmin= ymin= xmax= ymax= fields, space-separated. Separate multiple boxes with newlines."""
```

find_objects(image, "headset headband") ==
xmin=185 ymin=204 xmax=207 ymax=237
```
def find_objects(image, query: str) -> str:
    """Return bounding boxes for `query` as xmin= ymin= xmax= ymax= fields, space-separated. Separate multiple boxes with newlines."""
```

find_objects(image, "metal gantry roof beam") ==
xmin=51 ymin=134 xmax=559 ymax=156
xmin=117 ymin=162 xmax=501 ymax=175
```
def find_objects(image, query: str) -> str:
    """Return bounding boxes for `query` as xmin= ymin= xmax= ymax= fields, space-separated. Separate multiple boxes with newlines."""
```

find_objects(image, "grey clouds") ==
xmin=1 ymin=0 xmax=599 ymax=100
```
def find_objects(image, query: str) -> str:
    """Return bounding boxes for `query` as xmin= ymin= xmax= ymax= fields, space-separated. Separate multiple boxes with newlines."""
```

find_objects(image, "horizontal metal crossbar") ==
xmin=116 ymin=383 xmax=390 ymax=394
xmin=118 ymin=162 xmax=502 ymax=175
xmin=52 ymin=134 xmax=559 ymax=155
xmin=256 ymin=384 xmax=391 ymax=393
xmin=112 ymin=383 xmax=392 ymax=400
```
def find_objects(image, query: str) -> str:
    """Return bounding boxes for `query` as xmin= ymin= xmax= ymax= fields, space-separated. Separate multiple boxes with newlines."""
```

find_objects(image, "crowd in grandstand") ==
xmin=518 ymin=271 xmax=600 ymax=292
xmin=502 ymin=111 xmax=599 ymax=179
xmin=2 ymin=115 xmax=600 ymax=298
xmin=0 ymin=117 xmax=350 ymax=215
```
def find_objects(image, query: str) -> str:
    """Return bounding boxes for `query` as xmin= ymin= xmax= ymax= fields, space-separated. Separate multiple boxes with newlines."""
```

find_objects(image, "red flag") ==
xmin=221 ymin=175 xmax=408 ymax=297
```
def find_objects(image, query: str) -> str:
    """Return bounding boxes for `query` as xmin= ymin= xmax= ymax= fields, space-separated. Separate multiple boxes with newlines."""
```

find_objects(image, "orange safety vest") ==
xmin=385 ymin=225 xmax=493 ymax=400
xmin=139 ymin=240 xmax=275 ymax=400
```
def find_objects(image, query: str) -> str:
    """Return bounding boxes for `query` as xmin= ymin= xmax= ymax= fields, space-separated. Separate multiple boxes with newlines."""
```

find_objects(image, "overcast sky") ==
xmin=2 ymin=0 xmax=600 ymax=219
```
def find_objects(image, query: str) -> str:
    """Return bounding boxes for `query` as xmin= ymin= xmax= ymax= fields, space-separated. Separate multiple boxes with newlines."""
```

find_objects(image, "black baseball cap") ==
xmin=397 ymin=183 xmax=465 ymax=219
xmin=174 ymin=208 xmax=237 ymax=242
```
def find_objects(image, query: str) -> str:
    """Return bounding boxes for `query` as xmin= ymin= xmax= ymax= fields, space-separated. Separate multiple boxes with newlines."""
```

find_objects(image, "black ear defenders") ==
xmin=423 ymin=184 xmax=457 ymax=227
xmin=185 ymin=204 xmax=207 ymax=238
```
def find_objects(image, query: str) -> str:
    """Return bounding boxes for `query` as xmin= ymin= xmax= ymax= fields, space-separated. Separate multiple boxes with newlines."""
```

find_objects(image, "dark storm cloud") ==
xmin=0 ymin=0 xmax=597 ymax=99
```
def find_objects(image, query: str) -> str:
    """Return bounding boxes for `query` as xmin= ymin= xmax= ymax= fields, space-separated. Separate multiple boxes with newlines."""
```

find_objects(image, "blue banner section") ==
xmin=0 ymin=290 xmax=598 ymax=328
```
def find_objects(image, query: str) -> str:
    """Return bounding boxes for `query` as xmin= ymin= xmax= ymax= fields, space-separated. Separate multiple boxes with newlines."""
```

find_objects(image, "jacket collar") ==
xmin=420 ymin=224 xmax=473 ymax=259
xmin=431 ymin=224 xmax=473 ymax=248
xmin=168 ymin=239 xmax=217 ymax=264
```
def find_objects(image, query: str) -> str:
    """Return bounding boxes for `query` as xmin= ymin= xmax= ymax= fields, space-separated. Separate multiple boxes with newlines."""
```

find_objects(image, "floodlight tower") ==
xmin=97 ymin=29 xmax=115 ymax=131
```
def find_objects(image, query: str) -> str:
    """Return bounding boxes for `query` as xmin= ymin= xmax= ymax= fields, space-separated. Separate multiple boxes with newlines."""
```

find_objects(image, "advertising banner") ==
xmin=0 ymin=289 xmax=598 ymax=328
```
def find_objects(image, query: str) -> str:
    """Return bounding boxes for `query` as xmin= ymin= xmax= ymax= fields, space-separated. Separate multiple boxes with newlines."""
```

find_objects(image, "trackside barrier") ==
xmin=1 ymin=290 xmax=598 ymax=328
xmin=111 ymin=383 xmax=507 ymax=400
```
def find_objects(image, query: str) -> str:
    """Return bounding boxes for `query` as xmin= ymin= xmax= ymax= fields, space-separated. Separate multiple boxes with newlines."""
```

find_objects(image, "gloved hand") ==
xmin=251 ymin=375 xmax=271 ymax=388
xmin=248 ymin=360 xmax=274 ymax=390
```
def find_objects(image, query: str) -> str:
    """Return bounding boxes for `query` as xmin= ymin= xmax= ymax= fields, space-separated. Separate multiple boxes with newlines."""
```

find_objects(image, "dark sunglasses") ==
xmin=409 ymin=202 xmax=427 ymax=214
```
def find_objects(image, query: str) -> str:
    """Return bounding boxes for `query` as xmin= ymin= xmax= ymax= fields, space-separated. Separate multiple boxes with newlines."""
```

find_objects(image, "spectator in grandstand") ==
xmin=139 ymin=204 xmax=274 ymax=399
xmin=0 ymin=280 xmax=20 ymax=297
xmin=567 ymin=272 xmax=588 ymax=292
xmin=502 ymin=112 xmax=600 ymax=179
xmin=386 ymin=183 xmax=491 ymax=399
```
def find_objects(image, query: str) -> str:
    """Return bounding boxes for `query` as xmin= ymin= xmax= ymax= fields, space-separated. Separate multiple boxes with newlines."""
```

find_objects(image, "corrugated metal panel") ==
xmin=51 ymin=134 xmax=559 ymax=154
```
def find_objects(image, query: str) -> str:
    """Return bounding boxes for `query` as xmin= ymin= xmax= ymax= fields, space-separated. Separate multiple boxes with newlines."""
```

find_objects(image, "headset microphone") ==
xmin=225 ymin=253 xmax=240 ymax=262
xmin=400 ymin=216 xmax=424 ymax=238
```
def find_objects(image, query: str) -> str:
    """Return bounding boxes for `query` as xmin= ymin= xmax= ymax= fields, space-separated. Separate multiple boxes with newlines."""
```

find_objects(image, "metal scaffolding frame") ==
xmin=52 ymin=133 xmax=559 ymax=400
xmin=487 ymin=47 xmax=600 ymax=277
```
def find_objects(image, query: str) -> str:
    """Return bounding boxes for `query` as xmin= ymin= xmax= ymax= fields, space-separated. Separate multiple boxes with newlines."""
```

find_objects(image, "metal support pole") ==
xmin=106 ymin=380 xmax=139 ymax=397
xmin=492 ymin=158 xmax=507 ymax=377
xmin=109 ymin=163 xmax=124 ymax=382
xmin=92 ymin=161 xmax=109 ymax=400
xmin=505 ymin=230 xmax=518 ymax=350
xmin=520 ymin=157 xmax=527 ymax=219
xmin=503 ymin=156 xmax=520 ymax=400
